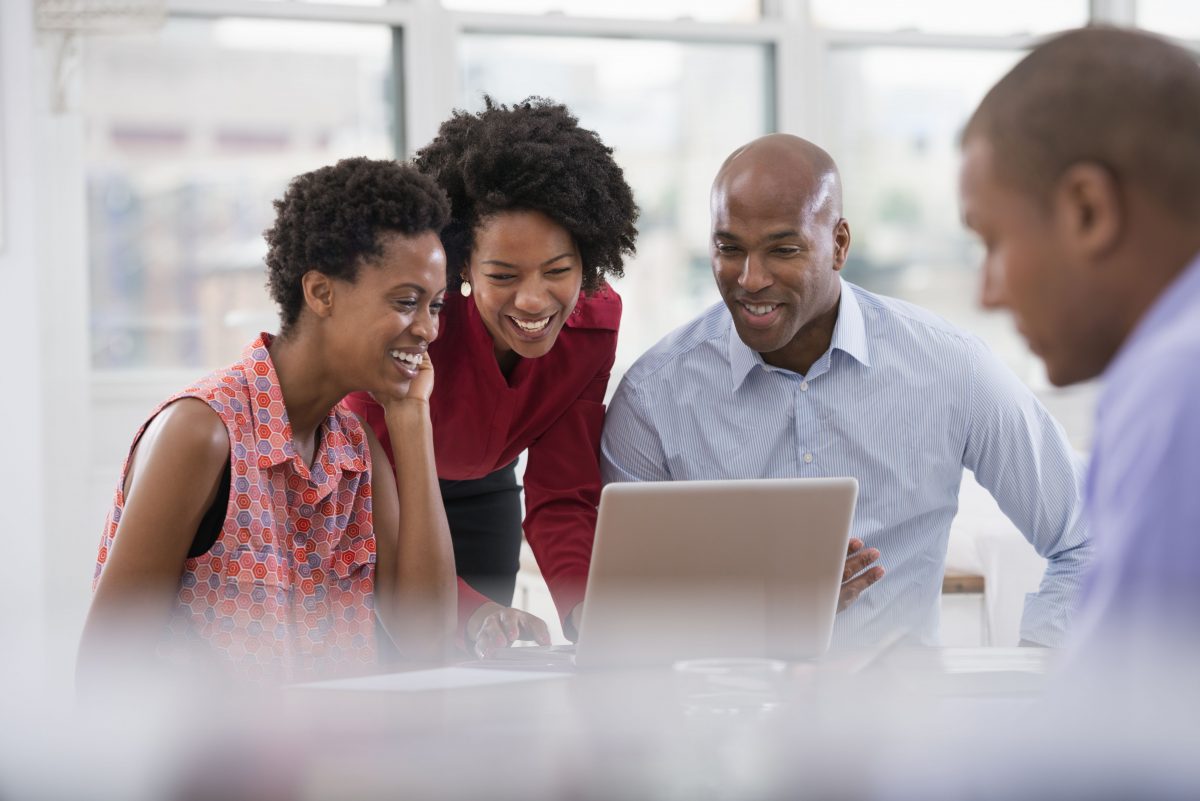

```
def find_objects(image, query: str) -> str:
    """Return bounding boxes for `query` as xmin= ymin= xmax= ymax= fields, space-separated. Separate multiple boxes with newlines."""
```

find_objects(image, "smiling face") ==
xmin=464 ymin=209 xmax=583 ymax=367
xmin=328 ymin=230 xmax=447 ymax=398
xmin=711 ymin=154 xmax=850 ymax=374
xmin=960 ymin=136 xmax=1108 ymax=386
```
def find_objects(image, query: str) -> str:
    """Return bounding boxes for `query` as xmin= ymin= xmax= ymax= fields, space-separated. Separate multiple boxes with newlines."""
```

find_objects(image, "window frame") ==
xmin=92 ymin=0 xmax=1160 ymax=384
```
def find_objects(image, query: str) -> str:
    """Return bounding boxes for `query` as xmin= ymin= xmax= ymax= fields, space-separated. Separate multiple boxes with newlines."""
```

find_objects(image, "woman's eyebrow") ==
xmin=480 ymin=251 xmax=576 ymax=269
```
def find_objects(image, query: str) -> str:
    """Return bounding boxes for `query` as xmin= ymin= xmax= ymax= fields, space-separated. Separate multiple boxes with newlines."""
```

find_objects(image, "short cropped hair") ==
xmin=264 ymin=157 xmax=450 ymax=334
xmin=964 ymin=26 xmax=1200 ymax=218
xmin=414 ymin=96 xmax=639 ymax=293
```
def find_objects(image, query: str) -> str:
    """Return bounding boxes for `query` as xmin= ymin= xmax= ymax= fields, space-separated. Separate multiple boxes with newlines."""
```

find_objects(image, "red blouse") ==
xmin=344 ymin=286 xmax=621 ymax=630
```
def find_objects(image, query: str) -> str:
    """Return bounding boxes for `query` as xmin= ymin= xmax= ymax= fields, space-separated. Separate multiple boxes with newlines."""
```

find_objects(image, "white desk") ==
xmin=272 ymin=647 xmax=1054 ymax=799
xmin=0 ymin=648 xmax=1057 ymax=801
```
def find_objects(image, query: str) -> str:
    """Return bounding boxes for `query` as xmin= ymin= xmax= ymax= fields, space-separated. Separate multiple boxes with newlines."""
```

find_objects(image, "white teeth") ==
xmin=744 ymin=303 xmax=778 ymax=316
xmin=510 ymin=316 xmax=550 ymax=333
xmin=389 ymin=350 xmax=422 ymax=368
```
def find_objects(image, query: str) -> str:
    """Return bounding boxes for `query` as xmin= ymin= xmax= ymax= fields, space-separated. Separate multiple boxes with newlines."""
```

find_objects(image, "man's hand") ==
xmin=838 ymin=538 xmax=884 ymax=612
xmin=466 ymin=602 xmax=552 ymax=659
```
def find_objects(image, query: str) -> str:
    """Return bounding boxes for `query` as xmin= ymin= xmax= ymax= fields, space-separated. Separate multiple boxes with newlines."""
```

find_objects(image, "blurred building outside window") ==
xmin=82 ymin=16 xmax=394 ymax=370
xmin=822 ymin=47 xmax=1027 ymax=369
xmin=1136 ymin=0 xmax=1200 ymax=41
xmin=80 ymin=0 xmax=1130 ymax=446
xmin=808 ymin=0 xmax=1088 ymax=35
xmin=441 ymin=0 xmax=760 ymax=22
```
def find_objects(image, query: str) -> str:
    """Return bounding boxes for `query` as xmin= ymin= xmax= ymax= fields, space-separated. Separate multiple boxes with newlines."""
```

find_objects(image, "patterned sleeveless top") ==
xmin=93 ymin=335 xmax=378 ymax=684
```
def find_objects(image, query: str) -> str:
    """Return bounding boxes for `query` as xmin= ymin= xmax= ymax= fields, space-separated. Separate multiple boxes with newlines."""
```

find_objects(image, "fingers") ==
xmin=838 ymin=565 xmax=885 ymax=612
xmin=520 ymin=613 xmax=552 ymax=646
xmin=471 ymin=608 xmax=553 ymax=658
xmin=472 ymin=614 xmax=510 ymax=659
xmin=475 ymin=609 xmax=520 ymax=659
xmin=407 ymin=354 xmax=435 ymax=402
xmin=498 ymin=608 xmax=524 ymax=641
xmin=838 ymin=541 xmax=884 ymax=613
xmin=842 ymin=545 xmax=880 ymax=582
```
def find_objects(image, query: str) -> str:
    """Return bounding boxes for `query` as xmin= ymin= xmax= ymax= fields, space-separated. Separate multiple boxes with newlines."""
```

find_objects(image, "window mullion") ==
xmin=403 ymin=1 xmax=457 ymax=155
xmin=1090 ymin=0 xmax=1137 ymax=26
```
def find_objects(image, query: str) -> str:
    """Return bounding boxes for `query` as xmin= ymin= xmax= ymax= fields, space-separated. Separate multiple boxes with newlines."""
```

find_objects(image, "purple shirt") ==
xmin=1068 ymin=251 xmax=1200 ymax=663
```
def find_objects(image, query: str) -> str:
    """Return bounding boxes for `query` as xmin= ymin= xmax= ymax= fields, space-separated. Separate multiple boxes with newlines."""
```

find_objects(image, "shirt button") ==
xmin=800 ymin=381 xmax=809 ymax=392
xmin=804 ymin=453 xmax=813 ymax=464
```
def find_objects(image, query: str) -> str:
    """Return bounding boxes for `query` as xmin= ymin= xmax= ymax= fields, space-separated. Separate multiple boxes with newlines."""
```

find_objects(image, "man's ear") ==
xmin=1054 ymin=162 xmax=1122 ymax=261
xmin=301 ymin=270 xmax=335 ymax=319
xmin=832 ymin=218 xmax=852 ymax=272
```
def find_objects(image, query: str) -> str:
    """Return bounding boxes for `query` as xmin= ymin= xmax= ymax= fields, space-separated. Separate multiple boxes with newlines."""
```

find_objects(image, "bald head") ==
xmin=964 ymin=26 xmax=1200 ymax=220
xmin=713 ymin=134 xmax=843 ymax=224
xmin=708 ymin=134 xmax=852 ymax=375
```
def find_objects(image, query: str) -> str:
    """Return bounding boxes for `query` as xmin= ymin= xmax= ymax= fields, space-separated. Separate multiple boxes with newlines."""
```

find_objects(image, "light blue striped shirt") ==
xmin=601 ymin=280 xmax=1091 ymax=647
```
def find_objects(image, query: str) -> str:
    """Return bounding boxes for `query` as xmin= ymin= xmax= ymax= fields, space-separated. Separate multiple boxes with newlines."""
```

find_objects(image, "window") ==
xmin=443 ymin=0 xmax=759 ymax=23
xmin=822 ymin=46 xmax=1041 ymax=377
xmin=809 ymin=0 xmax=1087 ymax=35
xmin=460 ymin=33 xmax=772 ymax=368
xmin=1137 ymin=0 xmax=1200 ymax=40
xmin=82 ymin=17 xmax=395 ymax=369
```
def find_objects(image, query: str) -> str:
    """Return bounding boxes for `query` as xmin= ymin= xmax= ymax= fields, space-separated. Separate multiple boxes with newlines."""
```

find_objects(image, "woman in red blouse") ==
xmin=344 ymin=98 xmax=638 ymax=656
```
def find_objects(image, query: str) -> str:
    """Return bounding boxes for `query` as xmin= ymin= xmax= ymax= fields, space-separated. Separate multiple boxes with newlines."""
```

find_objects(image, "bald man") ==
xmin=602 ymin=134 xmax=1091 ymax=649
xmin=961 ymin=28 xmax=1200 ymax=666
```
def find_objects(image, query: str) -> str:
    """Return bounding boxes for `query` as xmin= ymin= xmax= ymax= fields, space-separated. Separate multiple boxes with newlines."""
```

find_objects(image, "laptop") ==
xmin=485 ymin=477 xmax=859 ymax=669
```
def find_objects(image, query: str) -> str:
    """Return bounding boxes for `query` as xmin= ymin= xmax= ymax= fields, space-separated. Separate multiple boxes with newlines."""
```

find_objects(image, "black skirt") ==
xmin=439 ymin=459 xmax=524 ymax=607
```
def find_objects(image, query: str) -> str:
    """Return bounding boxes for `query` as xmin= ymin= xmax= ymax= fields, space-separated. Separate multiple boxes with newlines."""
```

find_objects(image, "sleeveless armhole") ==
xmin=187 ymin=458 xmax=233 ymax=559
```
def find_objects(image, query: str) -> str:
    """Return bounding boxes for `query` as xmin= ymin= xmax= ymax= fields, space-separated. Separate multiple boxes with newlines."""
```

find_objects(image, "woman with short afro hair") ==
xmin=345 ymin=97 xmax=639 ymax=656
xmin=82 ymin=158 xmax=458 ymax=685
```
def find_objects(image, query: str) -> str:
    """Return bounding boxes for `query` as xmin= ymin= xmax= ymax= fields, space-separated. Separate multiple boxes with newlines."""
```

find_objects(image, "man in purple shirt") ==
xmin=959 ymin=27 xmax=1200 ymax=673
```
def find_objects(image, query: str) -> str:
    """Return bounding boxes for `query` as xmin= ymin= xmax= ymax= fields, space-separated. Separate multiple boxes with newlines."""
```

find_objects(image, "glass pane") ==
xmin=822 ymin=48 xmax=1039 ymax=369
xmin=459 ymin=35 xmax=772 ymax=369
xmin=1138 ymin=0 xmax=1200 ymax=40
xmin=260 ymin=1 xmax=388 ymax=5
xmin=810 ymin=0 xmax=1087 ymax=35
xmin=444 ymin=0 xmax=759 ymax=23
xmin=82 ymin=17 xmax=395 ymax=370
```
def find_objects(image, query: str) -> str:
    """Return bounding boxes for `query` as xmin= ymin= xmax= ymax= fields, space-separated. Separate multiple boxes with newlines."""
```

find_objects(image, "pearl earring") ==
xmin=460 ymin=281 xmax=472 ymax=298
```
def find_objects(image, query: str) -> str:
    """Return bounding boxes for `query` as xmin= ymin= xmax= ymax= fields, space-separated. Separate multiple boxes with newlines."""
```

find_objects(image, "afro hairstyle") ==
xmin=414 ymin=96 xmax=639 ymax=293
xmin=264 ymin=156 xmax=450 ymax=334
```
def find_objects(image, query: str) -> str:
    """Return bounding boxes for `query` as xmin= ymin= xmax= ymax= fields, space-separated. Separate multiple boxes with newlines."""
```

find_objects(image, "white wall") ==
xmin=1 ymin=1 xmax=94 ymax=695
xmin=1 ymin=0 xmax=50 ymax=688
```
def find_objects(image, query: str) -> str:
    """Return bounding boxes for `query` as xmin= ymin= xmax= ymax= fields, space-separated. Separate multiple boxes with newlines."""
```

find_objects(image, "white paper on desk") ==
xmin=292 ymin=667 xmax=571 ymax=693
xmin=933 ymin=648 xmax=1051 ymax=696
xmin=938 ymin=647 xmax=1050 ymax=674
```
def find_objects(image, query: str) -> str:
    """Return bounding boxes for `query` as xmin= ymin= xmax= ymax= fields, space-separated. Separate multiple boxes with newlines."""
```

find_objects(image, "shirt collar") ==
xmin=242 ymin=333 xmax=297 ymax=470
xmin=241 ymin=334 xmax=367 ymax=483
xmin=726 ymin=278 xmax=872 ymax=391
xmin=1103 ymin=249 xmax=1200 ymax=390
xmin=830 ymin=279 xmax=872 ymax=369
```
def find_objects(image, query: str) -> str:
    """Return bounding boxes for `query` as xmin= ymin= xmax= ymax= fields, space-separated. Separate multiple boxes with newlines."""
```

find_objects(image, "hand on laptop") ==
xmin=467 ymin=602 xmax=552 ymax=659
xmin=838 ymin=538 xmax=884 ymax=613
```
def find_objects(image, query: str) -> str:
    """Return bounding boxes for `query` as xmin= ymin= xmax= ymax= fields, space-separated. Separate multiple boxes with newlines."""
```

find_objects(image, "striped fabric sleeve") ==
xmin=600 ymin=374 xmax=672 ymax=485
xmin=962 ymin=336 xmax=1093 ymax=647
